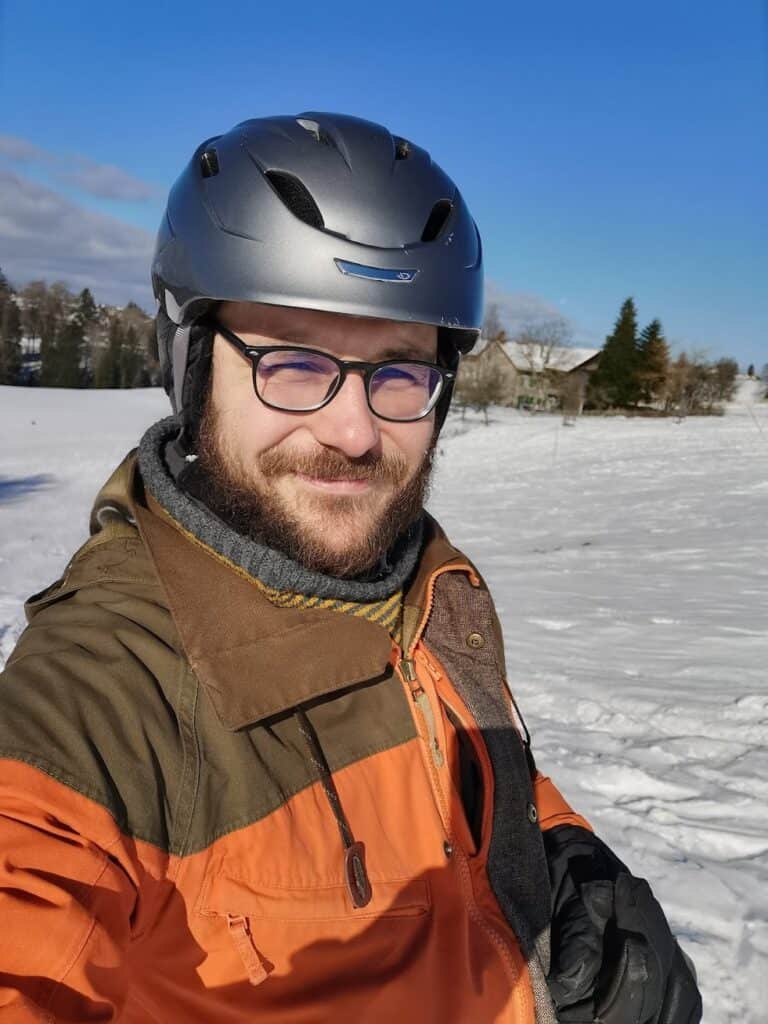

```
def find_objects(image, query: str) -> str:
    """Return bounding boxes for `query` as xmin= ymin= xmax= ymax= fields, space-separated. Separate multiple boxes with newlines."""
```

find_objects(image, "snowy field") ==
xmin=1 ymin=381 xmax=767 ymax=1022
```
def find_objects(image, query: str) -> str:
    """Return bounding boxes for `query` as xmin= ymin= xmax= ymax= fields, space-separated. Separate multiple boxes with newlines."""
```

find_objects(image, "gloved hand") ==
xmin=543 ymin=825 xmax=702 ymax=1024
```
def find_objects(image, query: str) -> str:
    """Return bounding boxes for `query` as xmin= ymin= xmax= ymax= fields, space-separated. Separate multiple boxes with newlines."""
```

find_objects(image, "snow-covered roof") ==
xmin=504 ymin=341 xmax=600 ymax=372
xmin=472 ymin=338 xmax=600 ymax=372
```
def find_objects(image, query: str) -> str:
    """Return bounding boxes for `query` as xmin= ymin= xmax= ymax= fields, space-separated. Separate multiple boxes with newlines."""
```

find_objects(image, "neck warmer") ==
xmin=137 ymin=418 xmax=423 ymax=617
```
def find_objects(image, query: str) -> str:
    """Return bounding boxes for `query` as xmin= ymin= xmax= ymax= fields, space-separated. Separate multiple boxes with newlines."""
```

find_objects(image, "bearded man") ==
xmin=0 ymin=113 xmax=701 ymax=1023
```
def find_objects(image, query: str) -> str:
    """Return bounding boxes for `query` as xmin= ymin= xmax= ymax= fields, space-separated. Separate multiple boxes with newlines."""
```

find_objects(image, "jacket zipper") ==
xmin=398 ymin=646 xmax=530 ymax=1016
xmin=396 ymin=562 xmax=475 ymax=824
xmin=399 ymin=656 xmax=444 ymax=769
xmin=397 ymin=567 xmax=533 ymax=1021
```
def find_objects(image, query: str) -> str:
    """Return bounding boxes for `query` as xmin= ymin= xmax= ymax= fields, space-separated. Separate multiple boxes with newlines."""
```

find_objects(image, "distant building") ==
xmin=459 ymin=336 xmax=601 ymax=413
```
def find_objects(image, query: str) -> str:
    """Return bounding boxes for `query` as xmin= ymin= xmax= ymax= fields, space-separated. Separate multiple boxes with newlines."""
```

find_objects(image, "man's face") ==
xmin=193 ymin=302 xmax=438 ymax=578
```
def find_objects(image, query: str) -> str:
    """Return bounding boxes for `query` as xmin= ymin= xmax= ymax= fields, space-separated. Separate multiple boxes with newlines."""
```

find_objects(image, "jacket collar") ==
xmin=127 ymin=457 xmax=466 ymax=730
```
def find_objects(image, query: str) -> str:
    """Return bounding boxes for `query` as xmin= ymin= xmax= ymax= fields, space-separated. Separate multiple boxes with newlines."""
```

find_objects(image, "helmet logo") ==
xmin=335 ymin=259 xmax=419 ymax=283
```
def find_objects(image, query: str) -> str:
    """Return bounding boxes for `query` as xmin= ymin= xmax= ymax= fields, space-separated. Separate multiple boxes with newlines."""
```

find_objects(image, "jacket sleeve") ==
xmin=537 ymin=792 xmax=702 ymax=1023
xmin=533 ymin=772 xmax=593 ymax=833
xmin=0 ymin=758 xmax=140 ymax=1022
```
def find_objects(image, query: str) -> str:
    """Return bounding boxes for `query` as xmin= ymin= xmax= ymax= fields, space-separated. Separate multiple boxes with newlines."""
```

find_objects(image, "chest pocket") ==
xmin=196 ymin=868 xmax=431 ymax=988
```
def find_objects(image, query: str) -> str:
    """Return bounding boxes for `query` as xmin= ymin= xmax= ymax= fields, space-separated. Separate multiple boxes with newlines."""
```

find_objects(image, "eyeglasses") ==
xmin=211 ymin=320 xmax=454 ymax=422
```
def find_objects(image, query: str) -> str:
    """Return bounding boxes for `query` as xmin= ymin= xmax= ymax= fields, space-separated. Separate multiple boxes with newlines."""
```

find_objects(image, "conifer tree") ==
xmin=76 ymin=287 xmax=98 ymax=323
xmin=0 ymin=291 xmax=22 ymax=385
xmin=637 ymin=318 xmax=670 ymax=404
xmin=95 ymin=317 xmax=124 ymax=387
xmin=56 ymin=320 xmax=85 ymax=387
xmin=147 ymin=321 xmax=160 ymax=365
xmin=590 ymin=297 xmax=640 ymax=407
xmin=39 ymin=332 xmax=59 ymax=386
xmin=0 ymin=301 xmax=22 ymax=384
xmin=119 ymin=325 xmax=143 ymax=387
xmin=747 ymin=363 xmax=755 ymax=378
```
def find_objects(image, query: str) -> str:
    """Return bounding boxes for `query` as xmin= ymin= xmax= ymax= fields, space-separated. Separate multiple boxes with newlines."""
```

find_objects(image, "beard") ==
xmin=186 ymin=394 xmax=435 ymax=579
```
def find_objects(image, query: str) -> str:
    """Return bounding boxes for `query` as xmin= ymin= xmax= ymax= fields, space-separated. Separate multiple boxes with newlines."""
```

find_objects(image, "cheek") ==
xmin=383 ymin=418 xmax=435 ymax=469
xmin=212 ymin=375 xmax=299 ymax=461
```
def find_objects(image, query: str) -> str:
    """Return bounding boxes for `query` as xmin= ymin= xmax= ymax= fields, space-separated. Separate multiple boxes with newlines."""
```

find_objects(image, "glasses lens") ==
xmin=256 ymin=349 xmax=340 ymax=410
xmin=369 ymin=363 xmax=443 ymax=420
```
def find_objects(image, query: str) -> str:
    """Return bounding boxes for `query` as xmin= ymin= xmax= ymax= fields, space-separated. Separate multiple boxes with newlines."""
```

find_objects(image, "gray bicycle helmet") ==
xmin=152 ymin=111 xmax=483 ymax=442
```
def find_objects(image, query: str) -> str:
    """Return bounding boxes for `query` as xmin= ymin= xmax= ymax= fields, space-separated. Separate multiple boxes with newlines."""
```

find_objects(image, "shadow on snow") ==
xmin=0 ymin=474 xmax=56 ymax=505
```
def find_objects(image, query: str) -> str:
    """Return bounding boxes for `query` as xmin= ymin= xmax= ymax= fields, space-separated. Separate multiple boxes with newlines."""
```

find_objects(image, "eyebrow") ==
xmin=375 ymin=344 xmax=434 ymax=361
xmin=257 ymin=327 xmax=314 ymax=346
xmin=237 ymin=327 xmax=433 ymax=362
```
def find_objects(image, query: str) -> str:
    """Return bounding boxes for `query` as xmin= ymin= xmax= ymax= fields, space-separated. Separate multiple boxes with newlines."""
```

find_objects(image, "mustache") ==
xmin=257 ymin=447 xmax=409 ymax=484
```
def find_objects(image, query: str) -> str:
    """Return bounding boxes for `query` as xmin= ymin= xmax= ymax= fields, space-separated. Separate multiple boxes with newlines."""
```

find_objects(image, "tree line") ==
xmin=0 ymin=272 xmax=754 ymax=417
xmin=587 ymin=297 xmax=740 ymax=415
xmin=0 ymin=269 xmax=159 ymax=388
xmin=454 ymin=296 xmax=749 ymax=422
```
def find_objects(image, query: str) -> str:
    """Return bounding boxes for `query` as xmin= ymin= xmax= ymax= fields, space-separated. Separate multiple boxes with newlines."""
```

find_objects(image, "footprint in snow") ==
xmin=527 ymin=618 xmax=577 ymax=631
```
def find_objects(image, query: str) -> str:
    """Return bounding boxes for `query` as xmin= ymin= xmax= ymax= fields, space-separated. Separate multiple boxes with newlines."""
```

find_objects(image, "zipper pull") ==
xmin=226 ymin=914 xmax=272 ymax=986
xmin=399 ymin=658 xmax=444 ymax=769
xmin=400 ymin=657 xmax=418 ymax=683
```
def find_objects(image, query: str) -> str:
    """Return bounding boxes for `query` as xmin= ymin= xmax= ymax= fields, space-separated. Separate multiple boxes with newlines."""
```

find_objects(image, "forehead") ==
xmin=218 ymin=301 xmax=437 ymax=359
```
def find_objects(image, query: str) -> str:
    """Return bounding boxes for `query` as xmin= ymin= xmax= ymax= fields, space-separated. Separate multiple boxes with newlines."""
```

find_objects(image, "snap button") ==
xmin=527 ymin=802 xmax=538 ymax=824
xmin=466 ymin=631 xmax=485 ymax=649
xmin=443 ymin=840 xmax=454 ymax=858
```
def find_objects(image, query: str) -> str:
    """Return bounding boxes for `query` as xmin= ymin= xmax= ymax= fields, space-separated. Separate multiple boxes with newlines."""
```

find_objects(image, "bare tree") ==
xmin=454 ymin=358 xmax=505 ymax=425
xmin=482 ymin=303 xmax=506 ymax=343
xmin=510 ymin=317 xmax=573 ymax=408
xmin=666 ymin=351 xmax=738 ymax=416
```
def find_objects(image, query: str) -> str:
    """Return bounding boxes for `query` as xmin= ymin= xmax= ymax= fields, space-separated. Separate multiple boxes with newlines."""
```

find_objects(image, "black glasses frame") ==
xmin=210 ymin=319 xmax=454 ymax=422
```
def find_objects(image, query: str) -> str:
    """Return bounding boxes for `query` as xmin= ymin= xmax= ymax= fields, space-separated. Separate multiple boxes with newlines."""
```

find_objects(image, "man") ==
xmin=0 ymin=113 xmax=700 ymax=1023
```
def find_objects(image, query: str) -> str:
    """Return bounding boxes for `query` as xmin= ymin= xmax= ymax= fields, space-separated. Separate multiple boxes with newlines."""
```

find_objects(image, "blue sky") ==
xmin=0 ymin=0 xmax=765 ymax=368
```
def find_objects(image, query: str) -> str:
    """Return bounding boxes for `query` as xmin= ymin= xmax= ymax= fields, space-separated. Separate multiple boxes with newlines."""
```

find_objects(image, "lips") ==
xmin=294 ymin=473 xmax=372 ymax=493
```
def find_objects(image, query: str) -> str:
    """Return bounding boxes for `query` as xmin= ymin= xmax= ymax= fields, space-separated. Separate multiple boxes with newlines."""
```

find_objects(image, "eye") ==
xmin=373 ymin=363 xmax=430 ymax=387
xmin=259 ymin=351 xmax=337 ymax=379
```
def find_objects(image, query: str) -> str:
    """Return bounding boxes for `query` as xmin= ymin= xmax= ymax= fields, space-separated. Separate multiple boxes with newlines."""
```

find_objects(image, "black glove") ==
xmin=543 ymin=825 xmax=702 ymax=1024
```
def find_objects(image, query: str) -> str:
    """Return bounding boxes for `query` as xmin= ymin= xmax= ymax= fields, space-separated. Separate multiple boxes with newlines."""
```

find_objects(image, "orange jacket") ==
xmin=0 ymin=453 xmax=589 ymax=1022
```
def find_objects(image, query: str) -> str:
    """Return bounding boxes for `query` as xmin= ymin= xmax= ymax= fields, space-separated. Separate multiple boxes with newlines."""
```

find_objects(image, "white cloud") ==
xmin=483 ymin=281 xmax=606 ymax=347
xmin=59 ymin=161 xmax=158 ymax=202
xmin=0 ymin=136 xmax=48 ymax=162
xmin=0 ymin=169 xmax=154 ymax=308
xmin=485 ymin=280 xmax=571 ymax=331
xmin=0 ymin=133 xmax=158 ymax=202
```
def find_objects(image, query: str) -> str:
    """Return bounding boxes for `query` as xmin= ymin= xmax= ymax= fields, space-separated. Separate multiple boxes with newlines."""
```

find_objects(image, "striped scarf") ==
xmin=251 ymin=577 xmax=404 ymax=644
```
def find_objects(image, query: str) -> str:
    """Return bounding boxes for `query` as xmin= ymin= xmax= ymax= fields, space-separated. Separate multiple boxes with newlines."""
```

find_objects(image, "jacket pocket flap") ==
xmin=198 ymin=873 xmax=430 ymax=921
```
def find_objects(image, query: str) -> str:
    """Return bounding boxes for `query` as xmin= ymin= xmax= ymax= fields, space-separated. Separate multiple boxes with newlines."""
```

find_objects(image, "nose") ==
xmin=309 ymin=371 xmax=380 ymax=457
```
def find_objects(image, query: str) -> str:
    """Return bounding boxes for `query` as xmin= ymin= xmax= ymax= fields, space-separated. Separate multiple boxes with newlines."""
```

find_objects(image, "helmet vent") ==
xmin=264 ymin=170 xmax=325 ymax=229
xmin=296 ymin=117 xmax=322 ymax=141
xmin=421 ymin=200 xmax=453 ymax=242
xmin=394 ymin=137 xmax=410 ymax=160
xmin=200 ymin=148 xmax=220 ymax=178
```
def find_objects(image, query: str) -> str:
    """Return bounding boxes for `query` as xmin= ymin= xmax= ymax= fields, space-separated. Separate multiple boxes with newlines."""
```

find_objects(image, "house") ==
xmin=458 ymin=336 xmax=601 ymax=413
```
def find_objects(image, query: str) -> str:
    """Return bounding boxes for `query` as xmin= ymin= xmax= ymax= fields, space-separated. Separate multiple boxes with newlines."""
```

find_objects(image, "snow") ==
xmin=2 ymin=379 xmax=767 ymax=1021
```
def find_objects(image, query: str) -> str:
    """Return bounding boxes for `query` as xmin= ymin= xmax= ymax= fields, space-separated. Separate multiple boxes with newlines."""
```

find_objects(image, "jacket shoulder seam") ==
xmin=0 ymin=750 xmax=172 ymax=852
xmin=184 ymin=733 xmax=414 ymax=854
